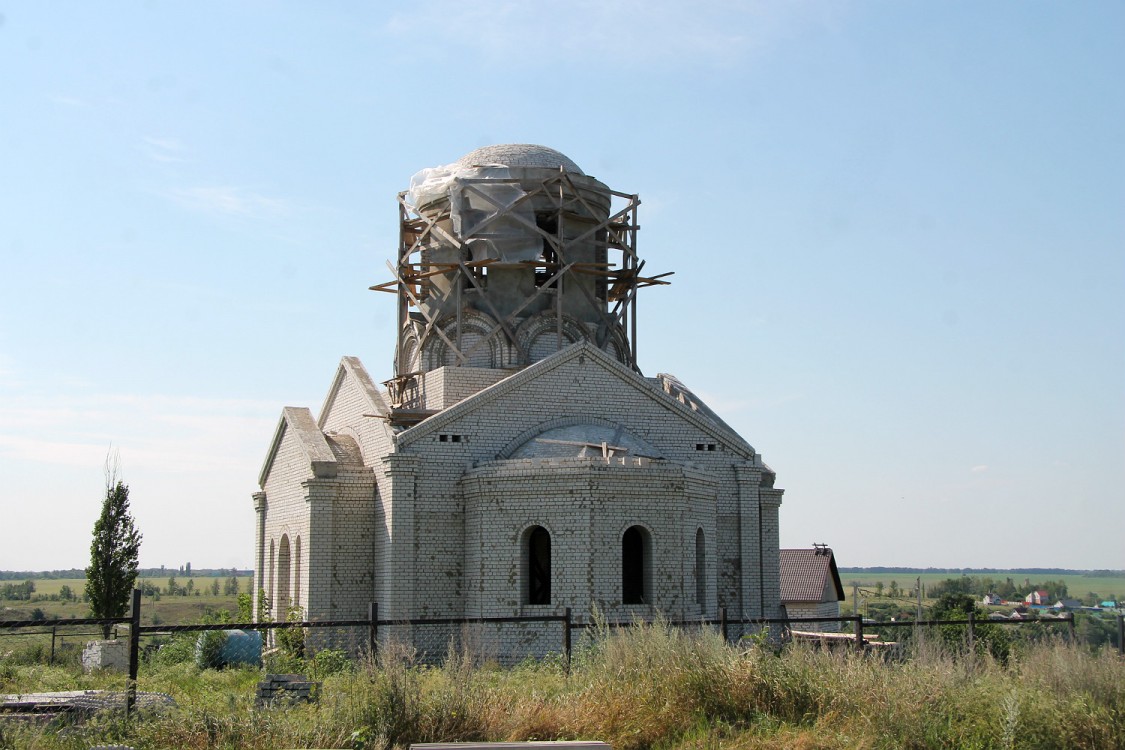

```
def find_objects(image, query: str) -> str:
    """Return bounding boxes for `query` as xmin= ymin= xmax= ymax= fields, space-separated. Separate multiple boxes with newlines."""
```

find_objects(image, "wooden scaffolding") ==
xmin=371 ymin=169 xmax=670 ymax=407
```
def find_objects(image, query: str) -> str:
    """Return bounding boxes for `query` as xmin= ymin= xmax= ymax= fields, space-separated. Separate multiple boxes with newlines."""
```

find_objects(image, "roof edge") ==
xmin=259 ymin=406 xmax=338 ymax=488
xmin=396 ymin=342 xmax=756 ymax=457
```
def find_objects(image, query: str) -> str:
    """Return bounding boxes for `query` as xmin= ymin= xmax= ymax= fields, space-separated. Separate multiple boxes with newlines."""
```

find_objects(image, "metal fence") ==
xmin=3 ymin=590 xmax=1123 ymax=715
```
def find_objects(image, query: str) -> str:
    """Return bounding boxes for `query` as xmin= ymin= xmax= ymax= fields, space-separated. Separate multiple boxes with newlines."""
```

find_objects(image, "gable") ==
xmin=258 ymin=406 xmax=338 ymax=488
xmin=396 ymin=342 xmax=756 ymax=458
xmin=319 ymin=356 xmax=390 ymax=426
xmin=317 ymin=356 xmax=396 ymax=453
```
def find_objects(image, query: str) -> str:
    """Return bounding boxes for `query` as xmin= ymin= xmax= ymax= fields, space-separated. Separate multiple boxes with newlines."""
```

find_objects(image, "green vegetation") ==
xmin=1 ymin=620 xmax=1122 ymax=749
xmin=86 ymin=469 xmax=142 ymax=637
xmin=0 ymin=577 xmax=254 ymax=626
xmin=839 ymin=569 xmax=1125 ymax=605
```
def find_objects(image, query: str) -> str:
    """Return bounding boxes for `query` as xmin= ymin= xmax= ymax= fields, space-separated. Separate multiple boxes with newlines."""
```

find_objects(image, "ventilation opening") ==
xmin=438 ymin=434 xmax=465 ymax=443
xmin=695 ymin=443 xmax=717 ymax=452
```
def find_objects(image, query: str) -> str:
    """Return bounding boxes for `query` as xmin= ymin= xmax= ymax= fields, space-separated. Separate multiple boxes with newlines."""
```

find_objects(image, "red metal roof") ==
xmin=780 ymin=548 xmax=845 ymax=603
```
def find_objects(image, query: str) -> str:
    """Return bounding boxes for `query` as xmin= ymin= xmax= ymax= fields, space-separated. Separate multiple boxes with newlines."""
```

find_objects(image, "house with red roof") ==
xmin=780 ymin=545 xmax=845 ymax=632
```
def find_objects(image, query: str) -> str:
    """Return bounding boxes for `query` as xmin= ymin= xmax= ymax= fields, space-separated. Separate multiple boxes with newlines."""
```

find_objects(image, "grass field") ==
xmin=0 ymin=576 xmax=255 ymax=625
xmin=838 ymin=570 xmax=1125 ymax=601
xmin=9 ymin=576 xmax=254 ymax=599
xmin=1 ymin=618 xmax=1122 ymax=750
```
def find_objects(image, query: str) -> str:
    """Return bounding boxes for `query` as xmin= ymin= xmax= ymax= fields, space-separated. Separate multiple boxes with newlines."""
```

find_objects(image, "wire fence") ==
xmin=3 ymin=590 xmax=1123 ymax=716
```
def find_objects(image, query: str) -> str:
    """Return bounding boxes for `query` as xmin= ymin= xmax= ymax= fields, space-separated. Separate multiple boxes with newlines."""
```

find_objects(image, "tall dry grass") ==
xmin=1 ymin=621 xmax=1122 ymax=750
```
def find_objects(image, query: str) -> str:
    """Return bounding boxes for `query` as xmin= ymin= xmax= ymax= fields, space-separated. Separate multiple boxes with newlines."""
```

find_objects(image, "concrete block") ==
xmin=81 ymin=640 xmax=128 ymax=673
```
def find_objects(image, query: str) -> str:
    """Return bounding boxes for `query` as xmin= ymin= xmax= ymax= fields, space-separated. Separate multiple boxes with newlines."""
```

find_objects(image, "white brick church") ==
xmin=252 ymin=145 xmax=785 ymax=655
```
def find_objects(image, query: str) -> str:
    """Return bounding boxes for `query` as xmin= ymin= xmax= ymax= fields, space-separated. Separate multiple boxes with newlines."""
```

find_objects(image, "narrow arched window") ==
xmin=622 ymin=525 xmax=650 ymax=604
xmin=695 ymin=528 xmax=706 ymax=606
xmin=293 ymin=536 xmax=302 ymax=611
xmin=277 ymin=534 xmax=291 ymax=617
xmin=526 ymin=526 xmax=551 ymax=605
xmin=267 ymin=539 xmax=276 ymax=619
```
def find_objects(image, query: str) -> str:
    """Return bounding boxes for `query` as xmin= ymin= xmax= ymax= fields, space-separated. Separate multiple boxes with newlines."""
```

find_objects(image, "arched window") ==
xmin=695 ymin=528 xmax=706 ymax=606
xmin=277 ymin=534 xmax=291 ymax=617
xmin=525 ymin=526 xmax=551 ymax=605
xmin=267 ymin=539 xmax=276 ymax=619
xmin=294 ymin=536 xmax=302 ymax=611
xmin=622 ymin=525 xmax=651 ymax=605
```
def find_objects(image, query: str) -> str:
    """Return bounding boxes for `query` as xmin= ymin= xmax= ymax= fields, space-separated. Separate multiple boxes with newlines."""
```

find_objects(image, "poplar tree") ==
xmin=86 ymin=464 xmax=142 ymax=638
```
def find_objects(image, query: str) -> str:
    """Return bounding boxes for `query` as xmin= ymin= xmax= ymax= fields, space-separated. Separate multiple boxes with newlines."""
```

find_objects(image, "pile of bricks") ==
xmin=255 ymin=674 xmax=320 ymax=706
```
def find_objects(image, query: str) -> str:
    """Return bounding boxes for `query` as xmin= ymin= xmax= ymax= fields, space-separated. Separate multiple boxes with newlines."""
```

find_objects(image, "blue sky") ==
xmin=1 ymin=2 xmax=1122 ymax=571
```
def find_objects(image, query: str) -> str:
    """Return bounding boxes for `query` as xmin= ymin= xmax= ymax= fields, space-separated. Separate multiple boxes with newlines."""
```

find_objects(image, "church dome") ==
xmin=455 ymin=144 xmax=585 ymax=175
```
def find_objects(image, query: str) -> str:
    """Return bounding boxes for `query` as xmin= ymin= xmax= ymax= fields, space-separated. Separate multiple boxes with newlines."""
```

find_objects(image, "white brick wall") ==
xmin=254 ymin=343 xmax=786 ymax=656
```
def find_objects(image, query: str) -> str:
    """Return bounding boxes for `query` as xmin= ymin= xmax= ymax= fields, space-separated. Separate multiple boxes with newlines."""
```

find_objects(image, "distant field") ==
xmin=0 ymin=575 xmax=255 ymax=625
xmin=9 ymin=576 xmax=254 ymax=599
xmin=838 ymin=570 xmax=1125 ymax=600
xmin=0 ymin=595 xmax=244 ymax=626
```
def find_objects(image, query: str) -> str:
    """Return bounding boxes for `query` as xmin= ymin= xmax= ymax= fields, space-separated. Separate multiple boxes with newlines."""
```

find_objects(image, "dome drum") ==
xmin=376 ymin=144 xmax=666 ymax=399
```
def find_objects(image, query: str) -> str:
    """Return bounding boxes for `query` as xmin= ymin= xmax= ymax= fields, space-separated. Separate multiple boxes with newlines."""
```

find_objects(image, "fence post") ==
xmin=1067 ymin=612 xmax=1075 ymax=643
xmin=50 ymin=626 xmax=56 ymax=665
xmin=719 ymin=607 xmax=728 ymax=643
xmin=1118 ymin=614 xmax=1123 ymax=656
xmin=126 ymin=588 xmax=141 ymax=716
xmin=853 ymin=615 xmax=863 ymax=650
xmin=967 ymin=611 xmax=975 ymax=652
xmin=368 ymin=602 xmax=378 ymax=660
xmin=563 ymin=607 xmax=571 ymax=673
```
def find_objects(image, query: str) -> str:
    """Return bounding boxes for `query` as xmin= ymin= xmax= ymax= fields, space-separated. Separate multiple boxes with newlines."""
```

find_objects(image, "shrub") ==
xmin=194 ymin=630 xmax=229 ymax=670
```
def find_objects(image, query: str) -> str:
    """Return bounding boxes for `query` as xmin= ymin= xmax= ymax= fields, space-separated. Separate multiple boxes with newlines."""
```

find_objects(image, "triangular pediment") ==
xmin=258 ymin=406 xmax=338 ymax=488
xmin=319 ymin=356 xmax=390 ymax=426
xmin=396 ymin=341 xmax=756 ymax=457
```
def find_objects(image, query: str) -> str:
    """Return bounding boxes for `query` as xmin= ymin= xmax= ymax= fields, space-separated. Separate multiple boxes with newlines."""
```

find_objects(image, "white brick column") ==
xmin=733 ymin=464 xmax=761 ymax=620
xmin=252 ymin=491 xmax=267 ymax=620
xmin=759 ymin=487 xmax=784 ymax=619
xmin=304 ymin=477 xmax=335 ymax=618
xmin=384 ymin=453 xmax=420 ymax=621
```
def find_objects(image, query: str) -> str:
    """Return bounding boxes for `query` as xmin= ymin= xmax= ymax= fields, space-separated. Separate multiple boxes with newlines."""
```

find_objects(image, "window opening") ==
xmin=695 ymin=528 xmax=706 ymax=606
xmin=277 ymin=534 xmax=291 ymax=617
xmin=527 ymin=526 xmax=551 ymax=605
xmin=622 ymin=525 xmax=649 ymax=604
xmin=294 ymin=536 xmax=302 ymax=611
xmin=535 ymin=213 xmax=559 ymax=288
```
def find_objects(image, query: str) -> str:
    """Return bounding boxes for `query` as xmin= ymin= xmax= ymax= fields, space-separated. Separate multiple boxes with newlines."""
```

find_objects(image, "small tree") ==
xmin=86 ymin=459 xmax=142 ymax=638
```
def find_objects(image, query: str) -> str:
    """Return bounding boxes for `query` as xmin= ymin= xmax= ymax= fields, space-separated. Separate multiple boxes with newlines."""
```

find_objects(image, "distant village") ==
xmin=980 ymin=591 xmax=1122 ymax=621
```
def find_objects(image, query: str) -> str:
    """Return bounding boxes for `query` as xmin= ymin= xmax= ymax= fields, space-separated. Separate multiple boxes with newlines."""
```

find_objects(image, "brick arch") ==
xmin=515 ymin=313 xmax=589 ymax=366
xmin=423 ymin=310 xmax=508 ymax=370
xmin=496 ymin=415 xmax=631 ymax=459
xmin=396 ymin=321 xmax=423 ymax=375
